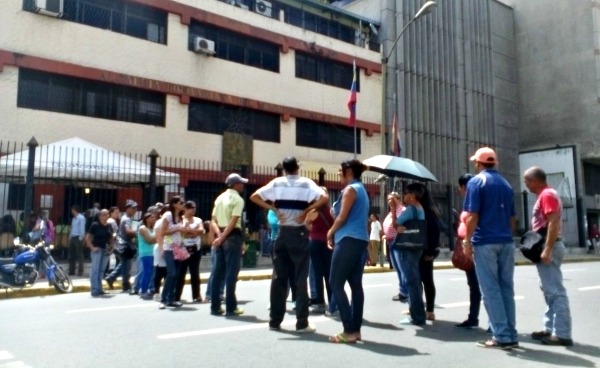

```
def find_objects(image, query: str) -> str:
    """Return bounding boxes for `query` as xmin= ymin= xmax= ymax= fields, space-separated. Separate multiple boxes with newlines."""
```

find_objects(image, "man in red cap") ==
xmin=462 ymin=147 xmax=519 ymax=350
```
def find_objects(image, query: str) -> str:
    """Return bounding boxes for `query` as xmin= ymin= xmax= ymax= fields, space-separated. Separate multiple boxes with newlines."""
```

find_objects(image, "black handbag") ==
xmin=520 ymin=227 xmax=547 ymax=263
xmin=393 ymin=206 xmax=427 ymax=250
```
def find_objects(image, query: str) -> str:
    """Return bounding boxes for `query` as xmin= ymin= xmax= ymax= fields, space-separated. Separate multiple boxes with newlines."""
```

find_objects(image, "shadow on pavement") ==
xmin=362 ymin=318 xmax=403 ymax=332
xmin=567 ymin=343 xmax=600 ymax=359
xmin=224 ymin=315 xmax=269 ymax=324
xmin=415 ymin=320 xmax=489 ymax=343
xmin=507 ymin=345 xmax=596 ymax=367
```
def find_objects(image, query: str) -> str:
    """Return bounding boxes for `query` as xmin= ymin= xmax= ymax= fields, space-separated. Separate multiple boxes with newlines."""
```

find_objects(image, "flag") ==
xmin=347 ymin=60 xmax=357 ymax=126
xmin=392 ymin=112 xmax=401 ymax=156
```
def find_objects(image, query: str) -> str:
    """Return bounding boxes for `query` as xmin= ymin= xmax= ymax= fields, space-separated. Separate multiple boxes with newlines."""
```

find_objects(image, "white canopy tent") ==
xmin=0 ymin=137 xmax=179 ymax=186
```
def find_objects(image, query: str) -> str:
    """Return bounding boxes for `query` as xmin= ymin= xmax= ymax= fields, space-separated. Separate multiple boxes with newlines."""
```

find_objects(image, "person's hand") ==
xmin=396 ymin=226 xmax=406 ymax=234
xmin=541 ymin=247 xmax=553 ymax=264
xmin=463 ymin=241 xmax=473 ymax=258
xmin=213 ymin=236 xmax=224 ymax=247
xmin=326 ymin=229 xmax=334 ymax=250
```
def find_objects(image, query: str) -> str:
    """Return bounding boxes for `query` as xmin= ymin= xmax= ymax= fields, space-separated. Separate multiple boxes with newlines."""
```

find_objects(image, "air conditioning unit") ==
xmin=226 ymin=0 xmax=249 ymax=10
xmin=255 ymin=0 xmax=273 ymax=17
xmin=193 ymin=37 xmax=216 ymax=56
xmin=34 ymin=0 xmax=64 ymax=18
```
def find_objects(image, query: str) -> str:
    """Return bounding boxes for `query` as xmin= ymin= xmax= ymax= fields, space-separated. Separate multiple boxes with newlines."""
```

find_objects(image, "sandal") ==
xmin=426 ymin=312 xmax=436 ymax=321
xmin=329 ymin=333 xmax=357 ymax=344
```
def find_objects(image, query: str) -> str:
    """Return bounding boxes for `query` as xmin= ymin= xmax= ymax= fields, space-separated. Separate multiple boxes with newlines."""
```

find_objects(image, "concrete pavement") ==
xmin=2 ymin=247 xmax=600 ymax=299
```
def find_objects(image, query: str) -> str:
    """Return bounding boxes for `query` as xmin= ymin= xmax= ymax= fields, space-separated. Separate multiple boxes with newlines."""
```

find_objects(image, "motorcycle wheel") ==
xmin=52 ymin=266 xmax=73 ymax=293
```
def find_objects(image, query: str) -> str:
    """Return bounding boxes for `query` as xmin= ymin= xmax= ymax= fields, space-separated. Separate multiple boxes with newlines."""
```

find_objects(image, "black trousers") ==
xmin=270 ymin=226 xmax=310 ymax=329
xmin=419 ymin=256 xmax=436 ymax=313
xmin=175 ymin=247 xmax=202 ymax=301
xmin=465 ymin=266 xmax=482 ymax=322
xmin=309 ymin=239 xmax=332 ymax=305
xmin=153 ymin=266 xmax=168 ymax=294
xmin=68 ymin=237 xmax=84 ymax=276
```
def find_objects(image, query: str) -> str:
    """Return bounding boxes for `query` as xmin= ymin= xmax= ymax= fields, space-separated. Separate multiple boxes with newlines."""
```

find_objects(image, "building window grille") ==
xmin=18 ymin=68 xmax=166 ymax=127
xmin=188 ymin=99 xmax=280 ymax=143
xmin=189 ymin=21 xmax=280 ymax=72
xmin=23 ymin=0 xmax=167 ymax=44
xmin=296 ymin=118 xmax=360 ymax=153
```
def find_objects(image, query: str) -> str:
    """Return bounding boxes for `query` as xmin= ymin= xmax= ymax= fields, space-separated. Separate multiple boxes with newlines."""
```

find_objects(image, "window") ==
xmin=18 ymin=69 xmax=166 ymax=126
xmin=188 ymin=99 xmax=280 ymax=143
xmin=296 ymin=51 xmax=358 ymax=90
xmin=189 ymin=21 xmax=279 ymax=72
xmin=584 ymin=162 xmax=600 ymax=196
xmin=296 ymin=118 xmax=360 ymax=153
xmin=23 ymin=0 xmax=167 ymax=44
xmin=7 ymin=184 xmax=26 ymax=211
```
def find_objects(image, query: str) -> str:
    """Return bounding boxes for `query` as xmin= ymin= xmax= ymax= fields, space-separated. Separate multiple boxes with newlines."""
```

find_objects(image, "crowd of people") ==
xmin=0 ymin=149 xmax=577 ymax=348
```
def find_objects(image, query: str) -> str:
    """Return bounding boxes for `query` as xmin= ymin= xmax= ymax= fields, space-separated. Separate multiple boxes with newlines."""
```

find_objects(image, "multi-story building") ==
xmin=0 ymin=0 xmax=383 ymax=225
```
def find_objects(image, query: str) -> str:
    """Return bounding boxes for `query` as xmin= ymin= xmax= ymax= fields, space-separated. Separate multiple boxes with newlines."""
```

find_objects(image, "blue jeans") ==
xmin=106 ymin=253 xmax=132 ymax=291
xmin=388 ymin=238 xmax=408 ymax=296
xmin=473 ymin=242 xmax=518 ymax=343
xmin=394 ymin=248 xmax=425 ymax=324
xmin=161 ymin=250 xmax=180 ymax=304
xmin=329 ymin=237 xmax=368 ymax=334
xmin=211 ymin=233 xmax=242 ymax=313
xmin=90 ymin=249 xmax=108 ymax=295
xmin=206 ymin=246 xmax=225 ymax=298
xmin=536 ymin=241 xmax=572 ymax=339
xmin=139 ymin=256 xmax=154 ymax=294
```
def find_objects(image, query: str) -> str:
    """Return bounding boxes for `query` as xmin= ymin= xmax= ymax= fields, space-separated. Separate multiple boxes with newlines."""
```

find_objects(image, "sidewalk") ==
xmin=3 ymin=248 xmax=600 ymax=299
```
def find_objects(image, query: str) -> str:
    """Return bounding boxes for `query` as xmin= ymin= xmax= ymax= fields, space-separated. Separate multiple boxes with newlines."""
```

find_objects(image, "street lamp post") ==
xmin=380 ymin=1 xmax=437 ymax=155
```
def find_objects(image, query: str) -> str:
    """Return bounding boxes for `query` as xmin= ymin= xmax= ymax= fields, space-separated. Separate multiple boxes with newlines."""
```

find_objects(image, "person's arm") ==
xmin=213 ymin=215 xmax=240 ymax=247
xmin=84 ymin=231 xmax=96 ymax=252
xmin=540 ymin=212 xmax=560 ymax=264
xmin=304 ymin=209 xmax=319 ymax=231
xmin=462 ymin=213 xmax=479 ymax=257
xmin=77 ymin=216 xmax=85 ymax=241
xmin=326 ymin=187 xmax=356 ymax=248
xmin=161 ymin=214 xmax=181 ymax=235
xmin=139 ymin=226 xmax=156 ymax=243
xmin=297 ymin=194 xmax=329 ymax=223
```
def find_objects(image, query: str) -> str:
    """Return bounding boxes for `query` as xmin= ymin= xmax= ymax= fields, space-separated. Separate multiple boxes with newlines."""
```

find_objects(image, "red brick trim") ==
xmin=127 ymin=0 xmax=381 ymax=73
xmin=0 ymin=50 xmax=380 ymax=132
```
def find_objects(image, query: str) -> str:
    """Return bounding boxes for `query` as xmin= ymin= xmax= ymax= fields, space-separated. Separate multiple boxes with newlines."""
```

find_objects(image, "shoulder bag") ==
xmin=520 ymin=227 xmax=547 ymax=263
xmin=451 ymin=238 xmax=474 ymax=271
xmin=393 ymin=207 xmax=427 ymax=250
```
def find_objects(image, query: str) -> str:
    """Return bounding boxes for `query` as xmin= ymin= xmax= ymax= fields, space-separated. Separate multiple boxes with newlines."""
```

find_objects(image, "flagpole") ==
xmin=353 ymin=124 xmax=357 ymax=159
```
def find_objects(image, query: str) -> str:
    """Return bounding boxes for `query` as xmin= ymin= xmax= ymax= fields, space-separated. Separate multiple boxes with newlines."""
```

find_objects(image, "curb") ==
xmin=3 ymin=256 xmax=600 ymax=300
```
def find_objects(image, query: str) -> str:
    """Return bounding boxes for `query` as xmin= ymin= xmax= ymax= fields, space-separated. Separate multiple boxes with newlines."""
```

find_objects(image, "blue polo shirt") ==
xmin=463 ymin=169 xmax=515 ymax=246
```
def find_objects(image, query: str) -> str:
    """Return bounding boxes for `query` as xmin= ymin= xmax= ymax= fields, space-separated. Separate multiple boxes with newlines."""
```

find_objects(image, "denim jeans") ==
xmin=473 ymin=242 xmax=518 ymax=343
xmin=270 ymin=226 xmax=310 ymax=329
xmin=388 ymin=238 xmax=408 ymax=296
xmin=90 ymin=249 xmax=108 ymax=295
xmin=309 ymin=239 xmax=332 ymax=305
xmin=106 ymin=253 xmax=133 ymax=291
xmin=329 ymin=237 xmax=368 ymax=334
xmin=211 ymin=232 xmax=242 ymax=313
xmin=465 ymin=266 xmax=482 ymax=323
xmin=161 ymin=250 xmax=180 ymax=304
xmin=394 ymin=248 xmax=425 ymax=324
xmin=206 ymin=246 xmax=225 ymax=298
xmin=132 ymin=256 xmax=142 ymax=292
xmin=139 ymin=256 xmax=154 ymax=294
xmin=536 ymin=241 xmax=572 ymax=339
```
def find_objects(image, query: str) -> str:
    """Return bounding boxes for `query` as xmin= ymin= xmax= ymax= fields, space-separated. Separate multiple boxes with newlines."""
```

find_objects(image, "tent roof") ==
xmin=0 ymin=137 xmax=179 ymax=186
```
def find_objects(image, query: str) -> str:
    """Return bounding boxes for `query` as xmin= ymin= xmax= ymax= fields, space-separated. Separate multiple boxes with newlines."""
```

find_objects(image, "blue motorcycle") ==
xmin=0 ymin=238 xmax=73 ymax=293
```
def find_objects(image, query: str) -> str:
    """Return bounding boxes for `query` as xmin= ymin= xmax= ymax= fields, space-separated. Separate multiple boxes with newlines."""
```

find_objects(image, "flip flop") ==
xmin=329 ymin=333 xmax=357 ymax=344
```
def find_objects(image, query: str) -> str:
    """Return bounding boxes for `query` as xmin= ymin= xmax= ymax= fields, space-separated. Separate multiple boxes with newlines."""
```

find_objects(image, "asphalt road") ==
xmin=1 ymin=262 xmax=599 ymax=368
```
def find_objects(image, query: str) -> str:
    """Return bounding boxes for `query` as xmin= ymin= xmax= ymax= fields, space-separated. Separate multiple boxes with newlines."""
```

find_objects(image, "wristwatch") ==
xmin=462 ymin=239 xmax=472 ymax=246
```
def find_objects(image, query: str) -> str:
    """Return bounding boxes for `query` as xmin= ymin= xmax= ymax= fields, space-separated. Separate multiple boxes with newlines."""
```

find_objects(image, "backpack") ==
xmin=43 ymin=219 xmax=55 ymax=244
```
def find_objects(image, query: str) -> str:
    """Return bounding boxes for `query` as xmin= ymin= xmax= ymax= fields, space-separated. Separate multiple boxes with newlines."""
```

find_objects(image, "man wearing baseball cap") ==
xmin=462 ymin=147 xmax=519 ymax=350
xmin=209 ymin=173 xmax=248 ymax=316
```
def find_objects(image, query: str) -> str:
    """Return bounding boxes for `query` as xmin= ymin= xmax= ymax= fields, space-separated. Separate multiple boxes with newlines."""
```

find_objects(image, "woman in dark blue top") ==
xmin=326 ymin=159 xmax=369 ymax=343
xmin=392 ymin=183 xmax=427 ymax=325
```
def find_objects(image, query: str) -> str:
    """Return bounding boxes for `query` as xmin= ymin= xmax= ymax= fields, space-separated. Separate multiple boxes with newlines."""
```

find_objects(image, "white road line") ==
xmin=578 ymin=285 xmax=600 ymax=291
xmin=440 ymin=295 xmax=524 ymax=309
xmin=0 ymin=362 xmax=29 ymax=368
xmin=450 ymin=277 xmax=466 ymax=281
xmin=0 ymin=351 xmax=14 ymax=360
xmin=562 ymin=268 xmax=586 ymax=272
xmin=66 ymin=303 xmax=155 ymax=314
xmin=158 ymin=316 xmax=330 ymax=340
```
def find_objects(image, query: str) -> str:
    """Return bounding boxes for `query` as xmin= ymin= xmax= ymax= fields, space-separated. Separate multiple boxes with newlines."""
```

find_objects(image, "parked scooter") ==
xmin=0 ymin=238 xmax=73 ymax=293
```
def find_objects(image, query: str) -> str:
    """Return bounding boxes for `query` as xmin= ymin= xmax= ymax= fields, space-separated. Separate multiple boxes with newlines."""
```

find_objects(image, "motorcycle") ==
xmin=0 ymin=238 xmax=73 ymax=293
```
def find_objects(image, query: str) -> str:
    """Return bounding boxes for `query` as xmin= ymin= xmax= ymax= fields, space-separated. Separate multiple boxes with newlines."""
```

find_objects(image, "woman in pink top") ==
xmin=455 ymin=174 xmax=483 ymax=328
xmin=382 ymin=192 xmax=408 ymax=302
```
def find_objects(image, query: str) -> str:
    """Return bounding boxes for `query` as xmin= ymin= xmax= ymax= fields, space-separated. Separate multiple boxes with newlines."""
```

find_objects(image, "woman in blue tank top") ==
xmin=327 ymin=159 xmax=369 ymax=343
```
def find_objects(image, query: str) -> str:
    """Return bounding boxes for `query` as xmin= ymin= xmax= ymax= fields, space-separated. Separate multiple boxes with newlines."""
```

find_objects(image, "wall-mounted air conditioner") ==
xmin=255 ymin=0 xmax=273 ymax=18
xmin=34 ymin=0 xmax=64 ymax=18
xmin=193 ymin=37 xmax=216 ymax=56
xmin=226 ymin=0 xmax=249 ymax=10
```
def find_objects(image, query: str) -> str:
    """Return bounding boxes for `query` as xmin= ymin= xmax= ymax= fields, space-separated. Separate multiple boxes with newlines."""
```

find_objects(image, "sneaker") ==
xmin=325 ymin=310 xmax=338 ymax=318
xmin=226 ymin=307 xmax=244 ymax=316
xmin=269 ymin=325 xmax=281 ymax=331
xmin=476 ymin=339 xmax=516 ymax=350
xmin=104 ymin=278 xmax=114 ymax=290
xmin=140 ymin=292 xmax=153 ymax=300
xmin=153 ymin=294 xmax=161 ymax=301
xmin=167 ymin=301 xmax=183 ymax=308
xmin=392 ymin=293 xmax=408 ymax=302
xmin=211 ymin=308 xmax=225 ymax=316
xmin=455 ymin=320 xmax=479 ymax=329
xmin=399 ymin=317 xmax=424 ymax=326
xmin=158 ymin=303 xmax=166 ymax=310
xmin=129 ymin=289 xmax=139 ymax=296
xmin=531 ymin=330 xmax=552 ymax=340
xmin=296 ymin=324 xmax=316 ymax=333
xmin=541 ymin=336 xmax=573 ymax=347
xmin=310 ymin=304 xmax=327 ymax=314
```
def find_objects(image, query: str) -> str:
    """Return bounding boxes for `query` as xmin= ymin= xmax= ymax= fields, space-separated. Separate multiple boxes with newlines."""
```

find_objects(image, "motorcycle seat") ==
xmin=0 ymin=258 xmax=13 ymax=265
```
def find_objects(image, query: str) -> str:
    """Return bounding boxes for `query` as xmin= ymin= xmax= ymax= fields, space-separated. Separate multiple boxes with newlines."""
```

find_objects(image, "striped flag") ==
xmin=347 ymin=60 xmax=357 ymax=126
xmin=392 ymin=112 xmax=401 ymax=156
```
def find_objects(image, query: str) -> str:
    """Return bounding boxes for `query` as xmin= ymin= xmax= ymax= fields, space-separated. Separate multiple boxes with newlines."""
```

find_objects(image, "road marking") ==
xmin=0 ymin=362 xmax=29 ymax=368
xmin=440 ymin=296 xmax=524 ymax=309
xmin=158 ymin=316 xmax=330 ymax=340
xmin=562 ymin=268 xmax=586 ymax=272
xmin=578 ymin=285 xmax=600 ymax=291
xmin=66 ymin=303 xmax=155 ymax=314
xmin=450 ymin=277 xmax=466 ymax=281
xmin=0 ymin=351 xmax=14 ymax=360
